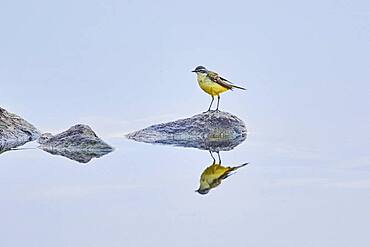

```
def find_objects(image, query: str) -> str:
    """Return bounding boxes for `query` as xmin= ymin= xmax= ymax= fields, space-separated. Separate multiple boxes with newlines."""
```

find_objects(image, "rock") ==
xmin=0 ymin=107 xmax=40 ymax=151
xmin=126 ymin=111 xmax=247 ymax=151
xmin=38 ymin=124 xmax=113 ymax=163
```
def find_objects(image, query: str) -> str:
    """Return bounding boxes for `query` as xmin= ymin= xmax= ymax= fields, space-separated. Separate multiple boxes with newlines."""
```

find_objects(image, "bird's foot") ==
xmin=204 ymin=109 xmax=220 ymax=113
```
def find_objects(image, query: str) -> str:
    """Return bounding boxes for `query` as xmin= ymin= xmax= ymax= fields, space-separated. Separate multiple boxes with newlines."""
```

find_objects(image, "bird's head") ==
xmin=195 ymin=180 xmax=211 ymax=195
xmin=192 ymin=65 xmax=208 ymax=75
xmin=195 ymin=188 xmax=210 ymax=195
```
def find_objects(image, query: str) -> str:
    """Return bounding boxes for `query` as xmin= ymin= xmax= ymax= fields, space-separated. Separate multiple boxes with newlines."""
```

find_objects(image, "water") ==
xmin=1 ymin=109 xmax=370 ymax=246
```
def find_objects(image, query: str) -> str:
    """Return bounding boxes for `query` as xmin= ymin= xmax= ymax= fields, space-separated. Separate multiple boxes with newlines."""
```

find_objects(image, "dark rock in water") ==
xmin=38 ymin=124 xmax=113 ymax=163
xmin=0 ymin=107 xmax=40 ymax=151
xmin=126 ymin=111 xmax=247 ymax=151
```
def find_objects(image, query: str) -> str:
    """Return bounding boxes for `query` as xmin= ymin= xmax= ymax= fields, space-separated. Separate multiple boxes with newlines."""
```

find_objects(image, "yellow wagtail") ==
xmin=192 ymin=66 xmax=246 ymax=111
xmin=196 ymin=151 xmax=248 ymax=195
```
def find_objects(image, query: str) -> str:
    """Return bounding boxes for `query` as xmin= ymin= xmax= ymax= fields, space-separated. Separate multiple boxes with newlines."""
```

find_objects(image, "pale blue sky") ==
xmin=1 ymin=1 xmax=370 ymax=246
xmin=1 ymin=0 xmax=369 ymax=157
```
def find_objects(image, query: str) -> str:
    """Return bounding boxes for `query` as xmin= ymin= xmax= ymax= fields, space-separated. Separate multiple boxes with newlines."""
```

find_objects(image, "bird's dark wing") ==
xmin=220 ymin=76 xmax=247 ymax=90
xmin=220 ymin=76 xmax=234 ymax=84
xmin=207 ymin=71 xmax=233 ymax=89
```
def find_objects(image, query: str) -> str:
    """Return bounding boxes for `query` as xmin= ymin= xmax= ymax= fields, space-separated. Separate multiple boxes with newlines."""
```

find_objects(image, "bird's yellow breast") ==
xmin=200 ymin=164 xmax=231 ymax=182
xmin=197 ymin=75 xmax=229 ymax=96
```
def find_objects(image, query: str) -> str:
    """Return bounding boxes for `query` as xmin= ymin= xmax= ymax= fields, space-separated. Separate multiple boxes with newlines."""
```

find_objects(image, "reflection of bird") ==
xmin=196 ymin=151 xmax=248 ymax=195
xmin=192 ymin=66 xmax=246 ymax=111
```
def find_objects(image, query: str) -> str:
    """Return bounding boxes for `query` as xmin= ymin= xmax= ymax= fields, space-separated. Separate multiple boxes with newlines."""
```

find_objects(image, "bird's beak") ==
xmin=191 ymin=70 xmax=196 ymax=73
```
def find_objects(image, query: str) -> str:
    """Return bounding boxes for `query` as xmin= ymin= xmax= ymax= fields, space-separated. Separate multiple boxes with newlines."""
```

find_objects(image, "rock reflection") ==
xmin=40 ymin=148 xmax=112 ymax=164
xmin=196 ymin=151 xmax=248 ymax=195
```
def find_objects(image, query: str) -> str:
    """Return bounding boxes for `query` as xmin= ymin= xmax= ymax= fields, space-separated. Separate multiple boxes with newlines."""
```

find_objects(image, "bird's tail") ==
xmin=226 ymin=162 xmax=249 ymax=173
xmin=232 ymin=84 xmax=246 ymax=90
xmin=232 ymin=162 xmax=249 ymax=170
xmin=222 ymin=163 xmax=249 ymax=179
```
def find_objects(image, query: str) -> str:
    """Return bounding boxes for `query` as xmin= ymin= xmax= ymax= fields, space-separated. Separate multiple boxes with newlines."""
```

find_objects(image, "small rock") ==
xmin=127 ymin=111 xmax=247 ymax=151
xmin=38 ymin=124 xmax=113 ymax=163
xmin=38 ymin=133 xmax=53 ymax=144
xmin=0 ymin=107 xmax=40 ymax=151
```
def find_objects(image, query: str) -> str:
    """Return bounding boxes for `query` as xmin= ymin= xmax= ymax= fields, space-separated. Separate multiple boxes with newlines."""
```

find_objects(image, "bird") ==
xmin=196 ymin=151 xmax=248 ymax=195
xmin=192 ymin=66 xmax=246 ymax=111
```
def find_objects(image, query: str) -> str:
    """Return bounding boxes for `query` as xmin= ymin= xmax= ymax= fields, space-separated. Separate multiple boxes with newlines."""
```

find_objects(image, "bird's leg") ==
xmin=217 ymin=151 xmax=221 ymax=164
xmin=216 ymin=95 xmax=220 ymax=111
xmin=207 ymin=96 xmax=214 ymax=112
xmin=209 ymin=150 xmax=216 ymax=164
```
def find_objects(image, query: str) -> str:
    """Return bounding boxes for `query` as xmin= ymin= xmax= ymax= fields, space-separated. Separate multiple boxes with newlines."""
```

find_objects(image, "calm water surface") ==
xmin=1 ymin=109 xmax=369 ymax=246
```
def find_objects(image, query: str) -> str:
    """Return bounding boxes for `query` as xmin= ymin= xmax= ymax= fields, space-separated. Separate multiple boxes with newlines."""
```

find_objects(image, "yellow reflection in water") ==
xmin=196 ymin=151 xmax=248 ymax=195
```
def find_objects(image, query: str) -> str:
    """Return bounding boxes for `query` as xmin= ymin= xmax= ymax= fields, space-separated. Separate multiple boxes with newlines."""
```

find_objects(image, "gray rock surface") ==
xmin=0 ymin=107 xmax=40 ymax=151
xmin=127 ymin=111 xmax=247 ymax=151
xmin=38 ymin=124 xmax=113 ymax=163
